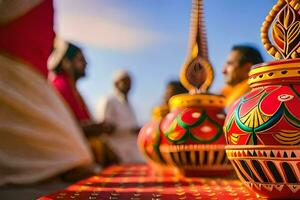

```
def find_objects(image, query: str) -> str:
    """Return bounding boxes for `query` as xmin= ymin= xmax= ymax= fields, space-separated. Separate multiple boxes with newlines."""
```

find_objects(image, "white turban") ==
xmin=47 ymin=37 xmax=68 ymax=70
xmin=113 ymin=69 xmax=130 ymax=83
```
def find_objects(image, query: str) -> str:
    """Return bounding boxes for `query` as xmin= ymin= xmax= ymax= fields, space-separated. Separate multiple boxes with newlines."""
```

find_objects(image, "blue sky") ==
xmin=54 ymin=0 xmax=276 ymax=124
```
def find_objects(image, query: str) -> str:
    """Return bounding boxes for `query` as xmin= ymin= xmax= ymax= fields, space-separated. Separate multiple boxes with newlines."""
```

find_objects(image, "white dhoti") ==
xmin=96 ymin=92 xmax=144 ymax=163
xmin=101 ymin=131 xmax=144 ymax=163
xmin=0 ymin=54 xmax=93 ymax=186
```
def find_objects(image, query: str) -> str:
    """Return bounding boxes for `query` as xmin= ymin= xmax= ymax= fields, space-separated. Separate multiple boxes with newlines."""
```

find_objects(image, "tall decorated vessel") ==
xmin=225 ymin=0 xmax=300 ymax=198
xmin=158 ymin=0 xmax=232 ymax=177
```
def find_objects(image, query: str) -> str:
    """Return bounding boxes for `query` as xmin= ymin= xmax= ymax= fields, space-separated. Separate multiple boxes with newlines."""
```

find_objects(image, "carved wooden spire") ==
xmin=180 ymin=0 xmax=214 ymax=94
xmin=189 ymin=0 xmax=208 ymax=60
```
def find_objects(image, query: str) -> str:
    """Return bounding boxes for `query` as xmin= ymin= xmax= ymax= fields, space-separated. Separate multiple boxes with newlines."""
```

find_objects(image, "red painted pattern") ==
xmin=39 ymin=165 xmax=257 ymax=200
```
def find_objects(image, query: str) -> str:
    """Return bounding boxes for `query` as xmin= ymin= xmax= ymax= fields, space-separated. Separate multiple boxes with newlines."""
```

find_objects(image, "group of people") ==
xmin=0 ymin=1 xmax=142 ymax=198
xmin=48 ymin=38 xmax=143 ymax=166
xmin=0 ymin=0 xmax=264 ymax=199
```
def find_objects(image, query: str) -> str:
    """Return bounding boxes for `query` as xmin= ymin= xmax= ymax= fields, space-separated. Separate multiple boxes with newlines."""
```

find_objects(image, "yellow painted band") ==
xmin=151 ymin=105 xmax=169 ymax=120
xmin=249 ymin=61 xmax=300 ymax=76
xmin=169 ymin=93 xmax=225 ymax=110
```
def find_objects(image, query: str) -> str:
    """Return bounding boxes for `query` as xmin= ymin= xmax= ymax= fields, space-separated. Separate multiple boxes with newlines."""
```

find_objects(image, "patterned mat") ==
xmin=39 ymin=164 xmax=258 ymax=200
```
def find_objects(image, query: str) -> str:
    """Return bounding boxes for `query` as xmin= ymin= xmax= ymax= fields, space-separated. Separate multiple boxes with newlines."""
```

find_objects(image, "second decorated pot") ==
xmin=159 ymin=93 xmax=232 ymax=177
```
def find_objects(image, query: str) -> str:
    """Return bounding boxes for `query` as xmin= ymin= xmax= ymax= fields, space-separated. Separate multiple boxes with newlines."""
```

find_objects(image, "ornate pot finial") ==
xmin=261 ymin=0 xmax=300 ymax=59
xmin=180 ymin=0 xmax=214 ymax=94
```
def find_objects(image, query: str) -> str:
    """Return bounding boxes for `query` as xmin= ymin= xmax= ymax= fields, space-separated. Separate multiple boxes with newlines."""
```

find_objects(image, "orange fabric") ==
xmin=0 ymin=0 xmax=54 ymax=78
xmin=221 ymin=80 xmax=250 ymax=108
xmin=39 ymin=164 xmax=257 ymax=200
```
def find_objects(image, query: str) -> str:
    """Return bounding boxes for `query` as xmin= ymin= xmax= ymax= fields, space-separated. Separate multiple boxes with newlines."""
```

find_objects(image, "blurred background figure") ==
xmin=52 ymin=0 xmax=273 ymax=127
xmin=48 ymin=39 xmax=119 ymax=167
xmin=0 ymin=0 xmax=94 ymax=199
xmin=96 ymin=70 xmax=143 ymax=163
xmin=163 ymin=80 xmax=188 ymax=106
xmin=220 ymin=45 xmax=264 ymax=107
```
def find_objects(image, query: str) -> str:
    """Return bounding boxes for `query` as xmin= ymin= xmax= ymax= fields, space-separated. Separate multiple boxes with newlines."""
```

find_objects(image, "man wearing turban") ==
xmin=96 ymin=70 xmax=143 ymax=163
xmin=48 ymin=39 xmax=118 ymax=166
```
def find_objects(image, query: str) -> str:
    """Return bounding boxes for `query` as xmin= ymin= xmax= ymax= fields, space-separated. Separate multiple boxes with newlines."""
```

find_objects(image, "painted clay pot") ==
xmin=225 ymin=59 xmax=300 ymax=199
xmin=159 ymin=93 xmax=232 ymax=177
xmin=138 ymin=106 xmax=171 ymax=173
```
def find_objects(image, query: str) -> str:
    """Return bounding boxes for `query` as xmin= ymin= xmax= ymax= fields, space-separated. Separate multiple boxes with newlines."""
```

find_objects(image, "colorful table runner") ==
xmin=39 ymin=164 xmax=258 ymax=200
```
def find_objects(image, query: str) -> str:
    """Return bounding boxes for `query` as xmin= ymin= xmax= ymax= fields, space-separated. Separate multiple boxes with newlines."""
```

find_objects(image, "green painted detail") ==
xmin=235 ymin=102 xmax=253 ymax=132
xmin=164 ymin=110 xmax=224 ymax=144
xmin=224 ymin=113 xmax=235 ymax=145
xmin=235 ymin=92 xmax=282 ymax=132
xmin=284 ymin=105 xmax=300 ymax=128
xmin=164 ymin=128 xmax=189 ymax=144
xmin=177 ymin=110 xmax=207 ymax=129
xmin=290 ymin=84 xmax=300 ymax=99
xmin=164 ymin=110 xmax=207 ymax=144
xmin=189 ymin=115 xmax=223 ymax=144
xmin=235 ymin=93 xmax=272 ymax=145
xmin=176 ymin=112 xmax=189 ymax=129
xmin=254 ymin=105 xmax=284 ymax=132
xmin=164 ymin=119 xmax=178 ymax=135
xmin=251 ymin=131 xmax=257 ymax=145
xmin=225 ymin=114 xmax=235 ymax=133
xmin=229 ymin=85 xmax=300 ymax=145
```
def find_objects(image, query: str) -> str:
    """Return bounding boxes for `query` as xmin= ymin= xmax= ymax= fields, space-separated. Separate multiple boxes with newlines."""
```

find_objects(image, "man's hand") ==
xmin=82 ymin=122 xmax=115 ymax=137
xmin=61 ymin=165 xmax=96 ymax=182
xmin=99 ymin=122 xmax=115 ymax=134
xmin=131 ymin=126 xmax=141 ymax=135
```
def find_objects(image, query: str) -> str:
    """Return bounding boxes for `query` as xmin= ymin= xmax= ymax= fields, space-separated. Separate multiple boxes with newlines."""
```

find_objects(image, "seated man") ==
xmin=48 ymin=39 xmax=119 ymax=166
xmin=221 ymin=45 xmax=264 ymax=107
xmin=96 ymin=70 xmax=143 ymax=163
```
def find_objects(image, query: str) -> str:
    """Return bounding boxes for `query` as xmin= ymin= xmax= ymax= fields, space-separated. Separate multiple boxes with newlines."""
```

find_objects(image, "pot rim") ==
xmin=226 ymin=145 xmax=300 ymax=150
xmin=152 ymin=105 xmax=169 ymax=119
xmin=248 ymin=58 xmax=300 ymax=87
xmin=169 ymin=93 xmax=225 ymax=110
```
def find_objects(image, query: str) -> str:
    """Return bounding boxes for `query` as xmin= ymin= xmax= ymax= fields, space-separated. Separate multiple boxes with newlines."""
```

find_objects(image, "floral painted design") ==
xmin=225 ymin=85 xmax=300 ymax=145
xmin=161 ymin=107 xmax=225 ymax=145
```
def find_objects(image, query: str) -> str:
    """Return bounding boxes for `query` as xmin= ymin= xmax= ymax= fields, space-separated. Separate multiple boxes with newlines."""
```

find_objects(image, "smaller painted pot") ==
xmin=159 ymin=93 xmax=232 ymax=177
xmin=138 ymin=106 xmax=172 ymax=173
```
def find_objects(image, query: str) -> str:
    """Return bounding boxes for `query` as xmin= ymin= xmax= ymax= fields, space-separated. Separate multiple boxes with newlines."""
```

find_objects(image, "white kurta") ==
xmin=96 ymin=92 xmax=144 ymax=163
